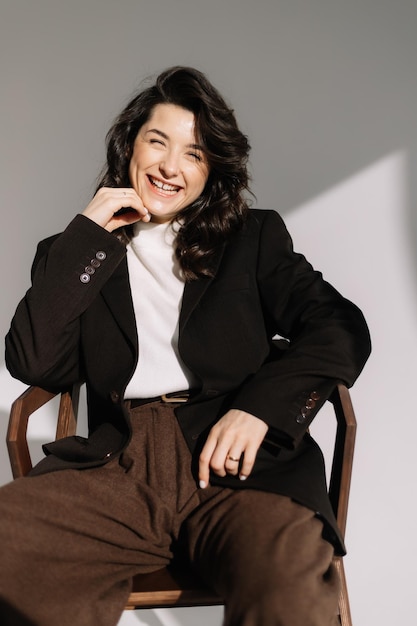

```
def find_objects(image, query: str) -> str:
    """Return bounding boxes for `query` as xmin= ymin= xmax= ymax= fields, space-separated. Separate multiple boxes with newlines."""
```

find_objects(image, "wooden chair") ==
xmin=7 ymin=383 xmax=357 ymax=624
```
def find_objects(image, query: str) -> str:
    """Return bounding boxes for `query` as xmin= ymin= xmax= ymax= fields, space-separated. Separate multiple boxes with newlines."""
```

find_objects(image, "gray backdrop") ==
xmin=1 ymin=2 xmax=416 ymax=625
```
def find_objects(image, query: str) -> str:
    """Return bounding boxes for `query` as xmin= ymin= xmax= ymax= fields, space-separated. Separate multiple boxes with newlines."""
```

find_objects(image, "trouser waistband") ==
xmin=129 ymin=390 xmax=193 ymax=408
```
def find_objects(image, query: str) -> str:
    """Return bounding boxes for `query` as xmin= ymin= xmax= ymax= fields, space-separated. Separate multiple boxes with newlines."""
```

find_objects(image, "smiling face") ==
xmin=128 ymin=103 xmax=209 ymax=223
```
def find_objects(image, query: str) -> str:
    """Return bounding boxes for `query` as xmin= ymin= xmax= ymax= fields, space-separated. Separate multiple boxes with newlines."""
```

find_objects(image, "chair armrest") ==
xmin=329 ymin=384 xmax=357 ymax=539
xmin=7 ymin=384 xmax=81 ymax=479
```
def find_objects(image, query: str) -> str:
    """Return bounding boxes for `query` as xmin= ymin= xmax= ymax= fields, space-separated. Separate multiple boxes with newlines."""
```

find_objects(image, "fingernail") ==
xmin=239 ymin=475 xmax=247 ymax=481
xmin=199 ymin=480 xmax=207 ymax=489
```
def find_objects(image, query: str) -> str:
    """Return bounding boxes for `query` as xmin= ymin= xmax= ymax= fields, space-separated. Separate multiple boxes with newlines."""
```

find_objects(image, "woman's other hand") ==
xmin=198 ymin=409 xmax=269 ymax=488
xmin=82 ymin=187 xmax=151 ymax=232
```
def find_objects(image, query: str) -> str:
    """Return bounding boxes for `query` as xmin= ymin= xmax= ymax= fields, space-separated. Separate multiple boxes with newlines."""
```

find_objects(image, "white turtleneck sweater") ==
xmin=124 ymin=220 xmax=197 ymax=399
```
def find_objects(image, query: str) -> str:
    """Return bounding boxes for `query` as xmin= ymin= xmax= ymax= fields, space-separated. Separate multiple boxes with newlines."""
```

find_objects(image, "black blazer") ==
xmin=5 ymin=209 xmax=371 ymax=553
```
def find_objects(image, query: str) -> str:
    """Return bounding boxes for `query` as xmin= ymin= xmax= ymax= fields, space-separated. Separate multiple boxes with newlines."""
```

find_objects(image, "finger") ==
xmin=224 ymin=451 xmax=241 ymax=476
xmin=198 ymin=435 xmax=218 ymax=488
xmin=207 ymin=437 xmax=235 ymax=478
xmin=108 ymin=206 xmax=149 ymax=229
xmin=239 ymin=443 xmax=258 ymax=480
xmin=112 ymin=189 xmax=150 ymax=218
xmin=105 ymin=190 xmax=150 ymax=230
xmin=83 ymin=187 xmax=150 ymax=231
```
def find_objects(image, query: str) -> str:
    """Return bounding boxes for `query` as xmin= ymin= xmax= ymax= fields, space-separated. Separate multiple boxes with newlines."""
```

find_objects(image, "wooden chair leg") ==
xmin=335 ymin=557 xmax=353 ymax=626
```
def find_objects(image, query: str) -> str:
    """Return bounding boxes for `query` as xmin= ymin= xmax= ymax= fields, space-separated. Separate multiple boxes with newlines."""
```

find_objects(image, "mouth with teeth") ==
xmin=147 ymin=175 xmax=182 ymax=196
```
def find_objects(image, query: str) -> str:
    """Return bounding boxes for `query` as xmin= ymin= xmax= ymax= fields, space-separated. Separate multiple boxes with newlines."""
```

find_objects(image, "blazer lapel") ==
xmin=180 ymin=242 xmax=226 ymax=329
xmin=100 ymin=257 xmax=138 ymax=352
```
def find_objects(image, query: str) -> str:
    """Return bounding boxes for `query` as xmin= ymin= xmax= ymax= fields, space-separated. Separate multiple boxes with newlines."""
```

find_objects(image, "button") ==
xmin=110 ymin=391 xmax=120 ymax=403
xmin=90 ymin=258 xmax=101 ymax=268
xmin=296 ymin=414 xmax=306 ymax=424
xmin=305 ymin=398 xmax=316 ymax=409
xmin=96 ymin=251 xmax=107 ymax=261
xmin=80 ymin=273 xmax=90 ymax=283
xmin=191 ymin=433 xmax=200 ymax=440
xmin=300 ymin=407 xmax=311 ymax=418
xmin=84 ymin=265 xmax=95 ymax=275
xmin=311 ymin=391 xmax=320 ymax=400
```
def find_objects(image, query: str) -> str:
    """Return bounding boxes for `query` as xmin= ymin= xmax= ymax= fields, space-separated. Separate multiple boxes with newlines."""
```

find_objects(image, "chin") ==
xmin=148 ymin=210 xmax=175 ymax=223
xmin=148 ymin=204 xmax=183 ymax=222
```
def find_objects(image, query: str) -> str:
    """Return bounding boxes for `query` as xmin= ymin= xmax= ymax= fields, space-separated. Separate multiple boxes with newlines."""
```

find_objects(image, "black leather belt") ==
xmin=129 ymin=390 xmax=192 ymax=408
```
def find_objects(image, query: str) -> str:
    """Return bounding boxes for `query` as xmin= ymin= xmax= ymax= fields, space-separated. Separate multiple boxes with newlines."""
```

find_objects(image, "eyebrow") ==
xmin=145 ymin=128 xmax=205 ymax=152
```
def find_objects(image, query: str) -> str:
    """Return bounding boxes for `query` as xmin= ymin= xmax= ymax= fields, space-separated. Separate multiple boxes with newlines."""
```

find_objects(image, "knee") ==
xmin=224 ymin=571 xmax=340 ymax=626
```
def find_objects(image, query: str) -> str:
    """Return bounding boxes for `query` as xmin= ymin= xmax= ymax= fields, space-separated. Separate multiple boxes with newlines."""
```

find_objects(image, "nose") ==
xmin=159 ymin=151 xmax=180 ymax=178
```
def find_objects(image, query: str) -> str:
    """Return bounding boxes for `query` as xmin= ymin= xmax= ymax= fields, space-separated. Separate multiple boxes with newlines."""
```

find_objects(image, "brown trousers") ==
xmin=0 ymin=400 xmax=340 ymax=626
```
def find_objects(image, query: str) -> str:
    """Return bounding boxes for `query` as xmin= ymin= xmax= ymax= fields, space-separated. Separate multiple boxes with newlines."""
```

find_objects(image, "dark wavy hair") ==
xmin=96 ymin=66 xmax=251 ymax=280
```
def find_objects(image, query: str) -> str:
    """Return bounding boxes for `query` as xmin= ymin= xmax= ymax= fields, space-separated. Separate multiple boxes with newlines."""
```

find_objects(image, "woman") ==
xmin=1 ymin=66 xmax=371 ymax=626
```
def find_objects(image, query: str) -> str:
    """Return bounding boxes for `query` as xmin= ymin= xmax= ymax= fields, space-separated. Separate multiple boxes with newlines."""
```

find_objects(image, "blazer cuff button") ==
xmin=110 ymin=391 xmax=120 ymax=403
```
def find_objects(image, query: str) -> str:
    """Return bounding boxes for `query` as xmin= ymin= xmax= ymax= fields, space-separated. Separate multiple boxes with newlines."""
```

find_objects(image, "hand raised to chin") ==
xmin=82 ymin=187 xmax=151 ymax=232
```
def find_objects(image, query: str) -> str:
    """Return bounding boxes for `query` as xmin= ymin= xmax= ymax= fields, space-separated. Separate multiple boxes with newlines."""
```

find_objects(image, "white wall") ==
xmin=1 ymin=2 xmax=416 ymax=625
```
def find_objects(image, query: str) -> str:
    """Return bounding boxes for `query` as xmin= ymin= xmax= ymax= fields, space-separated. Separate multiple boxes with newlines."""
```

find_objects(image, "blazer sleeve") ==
xmin=5 ymin=214 xmax=126 ymax=389
xmin=230 ymin=210 xmax=371 ymax=448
